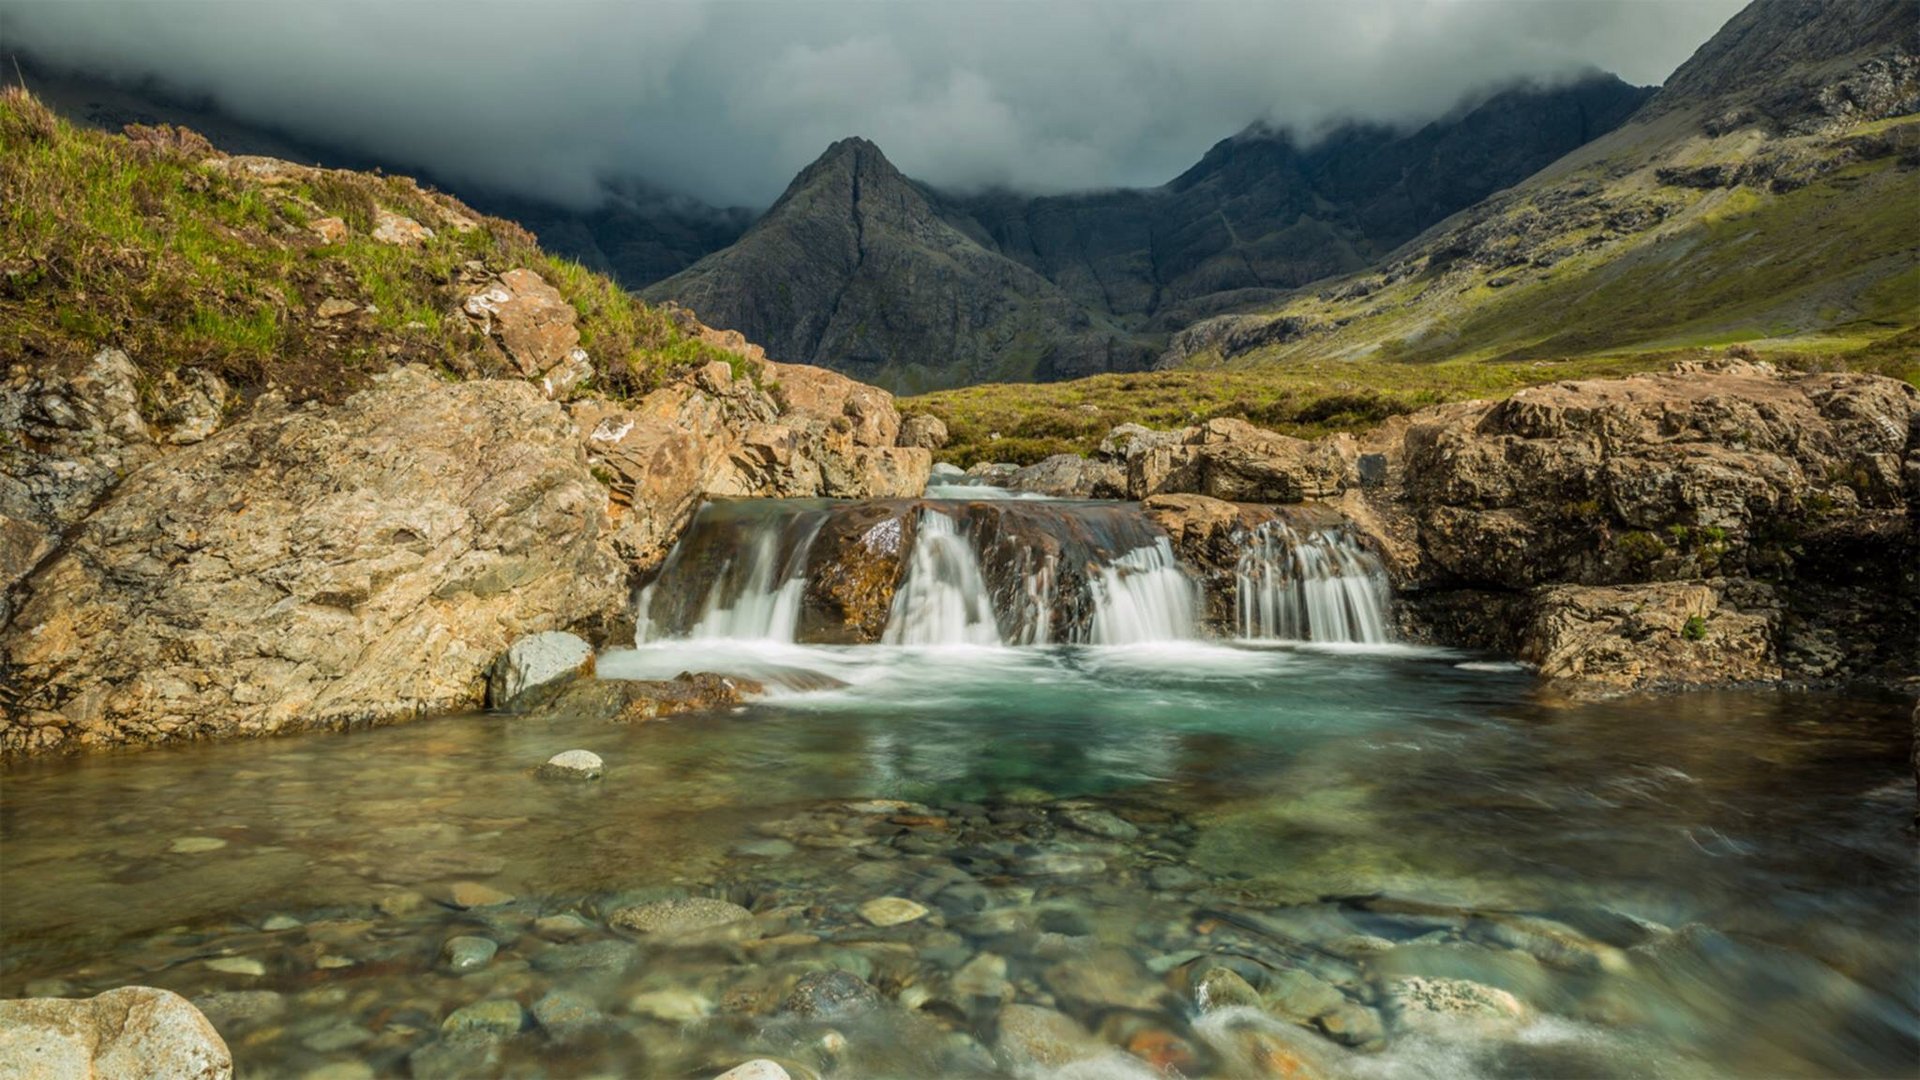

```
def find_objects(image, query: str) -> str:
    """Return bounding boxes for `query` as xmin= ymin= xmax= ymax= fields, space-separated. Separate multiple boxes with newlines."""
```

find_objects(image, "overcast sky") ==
xmin=1 ymin=0 xmax=1748 ymax=208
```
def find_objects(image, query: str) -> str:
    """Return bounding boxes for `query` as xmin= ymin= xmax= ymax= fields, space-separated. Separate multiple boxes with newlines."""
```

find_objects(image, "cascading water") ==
xmin=636 ymin=498 xmax=1204 ymax=647
xmin=882 ymin=510 xmax=1001 ymax=646
xmin=635 ymin=502 xmax=829 ymax=643
xmin=1234 ymin=520 xmax=1392 ymax=644
xmin=1088 ymin=537 xmax=1199 ymax=644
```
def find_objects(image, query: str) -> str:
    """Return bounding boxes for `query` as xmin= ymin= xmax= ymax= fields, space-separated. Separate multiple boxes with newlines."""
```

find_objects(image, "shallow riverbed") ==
xmin=2 ymin=642 xmax=1914 ymax=1078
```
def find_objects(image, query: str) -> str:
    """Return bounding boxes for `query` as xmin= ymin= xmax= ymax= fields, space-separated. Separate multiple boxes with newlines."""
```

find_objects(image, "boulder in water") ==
xmin=536 ymin=749 xmax=604 ymax=780
xmin=0 ymin=986 xmax=233 ymax=1080
xmin=489 ymin=631 xmax=594 ymax=710
xmin=1006 ymin=453 xmax=1126 ymax=499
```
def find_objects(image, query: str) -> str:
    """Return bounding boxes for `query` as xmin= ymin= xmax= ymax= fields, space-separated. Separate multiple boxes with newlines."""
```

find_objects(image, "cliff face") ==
xmin=648 ymin=77 xmax=1653 ymax=391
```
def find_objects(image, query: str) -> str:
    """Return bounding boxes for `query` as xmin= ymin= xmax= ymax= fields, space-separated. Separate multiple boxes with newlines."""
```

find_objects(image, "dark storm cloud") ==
xmin=0 ymin=0 xmax=1747 ymax=208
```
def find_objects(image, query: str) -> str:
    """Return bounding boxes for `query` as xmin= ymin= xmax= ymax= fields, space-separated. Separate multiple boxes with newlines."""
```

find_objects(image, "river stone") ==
xmin=1148 ymin=865 xmax=1201 ymax=891
xmin=993 ymin=1003 xmax=1101 ymax=1069
xmin=490 ymin=631 xmax=594 ymax=709
xmin=408 ymin=1032 xmax=503 ymax=1080
xmin=1045 ymin=949 xmax=1164 ymax=1011
xmin=1058 ymin=808 xmax=1140 ymax=840
xmin=1011 ymin=853 xmax=1107 ymax=879
xmin=441 ymin=999 xmax=525 ymax=1037
xmin=1265 ymin=968 xmax=1346 ymax=1022
xmin=536 ymin=749 xmax=603 ymax=780
xmin=532 ymin=989 xmax=604 ymax=1041
xmin=168 ymin=836 xmax=227 ymax=854
xmin=1316 ymin=1001 xmax=1386 ymax=1047
xmin=952 ymin=953 xmax=1012 ymax=1000
xmin=713 ymin=1062 xmax=791 ymax=1080
xmin=859 ymin=896 xmax=929 ymax=927
xmin=445 ymin=881 xmax=515 ymax=909
xmin=0 ymin=986 xmax=233 ymax=1080
xmin=1385 ymin=976 xmax=1528 ymax=1034
xmin=190 ymin=990 xmax=286 ymax=1030
xmin=260 ymin=915 xmax=302 ymax=932
xmin=782 ymin=970 xmax=881 ymax=1019
xmin=610 ymin=896 xmax=752 ymax=935
xmin=628 ymin=989 xmax=714 ymax=1023
xmin=1195 ymin=966 xmax=1261 ymax=1011
xmin=531 ymin=940 xmax=638 ymax=974
xmin=202 ymin=957 xmax=266 ymax=978
xmin=442 ymin=935 xmax=498 ymax=972
xmin=533 ymin=912 xmax=594 ymax=940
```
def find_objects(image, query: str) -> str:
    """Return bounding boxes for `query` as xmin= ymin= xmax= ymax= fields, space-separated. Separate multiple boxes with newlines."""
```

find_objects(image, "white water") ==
xmin=1089 ymin=537 xmax=1200 ymax=644
xmin=883 ymin=509 xmax=1002 ymax=646
xmin=636 ymin=512 xmax=825 ymax=643
xmin=1235 ymin=521 xmax=1392 ymax=644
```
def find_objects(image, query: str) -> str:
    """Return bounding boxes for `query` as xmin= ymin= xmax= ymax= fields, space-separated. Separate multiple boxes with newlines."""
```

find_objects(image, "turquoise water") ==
xmin=2 ymin=641 xmax=1914 ymax=1077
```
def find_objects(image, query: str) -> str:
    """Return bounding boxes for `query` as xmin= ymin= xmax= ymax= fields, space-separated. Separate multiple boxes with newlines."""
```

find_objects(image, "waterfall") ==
xmin=1234 ymin=521 xmax=1392 ymax=644
xmin=882 ymin=510 xmax=1001 ymax=646
xmin=1088 ymin=538 xmax=1199 ymax=644
xmin=636 ymin=503 xmax=828 ymax=643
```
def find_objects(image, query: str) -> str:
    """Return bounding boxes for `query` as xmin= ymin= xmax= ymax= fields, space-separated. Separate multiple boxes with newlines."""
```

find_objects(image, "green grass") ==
xmin=907 ymin=333 xmax=1916 ymax=467
xmin=0 ymin=86 xmax=735 ymax=403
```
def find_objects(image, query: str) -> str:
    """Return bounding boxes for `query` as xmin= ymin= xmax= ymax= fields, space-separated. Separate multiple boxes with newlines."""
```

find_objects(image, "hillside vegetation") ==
xmin=0 ymin=86 xmax=734 ymax=406
xmin=905 ymin=335 xmax=1915 ymax=467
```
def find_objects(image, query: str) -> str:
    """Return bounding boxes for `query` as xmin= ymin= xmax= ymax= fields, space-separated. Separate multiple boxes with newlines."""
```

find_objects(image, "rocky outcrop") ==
xmin=1006 ymin=454 xmax=1126 ymax=499
xmin=1099 ymin=357 xmax=1920 ymax=690
xmin=1095 ymin=416 xmax=1357 ymax=503
xmin=1 ymin=368 xmax=627 ymax=756
xmin=461 ymin=267 xmax=594 ymax=397
xmin=0 ymin=986 xmax=232 ymax=1080
xmin=574 ymin=357 xmax=929 ymax=576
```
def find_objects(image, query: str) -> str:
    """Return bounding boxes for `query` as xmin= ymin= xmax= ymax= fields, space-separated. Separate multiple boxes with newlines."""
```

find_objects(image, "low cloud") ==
xmin=1 ymin=0 xmax=1746 ymax=208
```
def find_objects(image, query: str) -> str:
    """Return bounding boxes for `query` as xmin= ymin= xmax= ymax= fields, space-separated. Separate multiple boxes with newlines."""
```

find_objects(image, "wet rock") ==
xmin=190 ymin=990 xmax=286 ymax=1031
xmin=441 ymin=999 xmax=525 ymax=1038
xmin=1057 ymin=807 xmax=1140 ymax=840
xmin=1195 ymin=966 xmax=1262 ymax=1011
xmin=407 ymin=1032 xmax=502 ymax=1080
xmin=1263 ymin=968 xmax=1345 ymax=1022
xmin=858 ymin=896 xmax=929 ymax=927
xmin=609 ymin=896 xmax=753 ymax=936
xmin=533 ymin=913 xmax=594 ymax=940
xmin=994 ymin=1003 xmax=1102 ymax=1069
xmin=535 ymin=749 xmax=604 ymax=781
xmin=260 ymin=915 xmax=302 ymax=932
xmin=1011 ymin=853 xmax=1107 ymax=879
xmin=0 ymin=986 xmax=232 ymax=1080
xmin=733 ymin=838 xmax=797 ymax=858
xmin=782 ymin=970 xmax=881 ymax=1019
xmin=442 ymin=935 xmax=498 ymax=972
xmin=713 ymin=1061 xmax=791 ymax=1080
xmin=952 ymin=953 xmax=1012 ymax=1001
xmin=301 ymin=1022 xmax=372 ymax=1053
xmin=1315 ymin=1002 xmax=1385 ymax=1048
xmin=1384 ymin=976 xmax=1527 ymax=1035
xmin=168 ymin=837 xmax=227 ymax=854
xmin=1204 ymin=1016 xmax=1343 ymax=1080
xmin=202 ymin=957 xmax=265 ymax=978
xmin=531 ymin=940 xmax=638 ymax=974
xmin=445 ymin=881 xmax=515 ymax=909
xmin=490 ymin=631 xmax=594 ymax=710
xmin=531 ymin=989 xmax=604 ymax=1042
xmin=1148 ymin=865 xmax=1201 ymax=891
xmin=798 ymin=504 xmax=917 ymax=643
xmin=628 ymin=988 xmax=714 ymax=1023
xmin=1046 ymin=948 xmax=1166 ymax=1012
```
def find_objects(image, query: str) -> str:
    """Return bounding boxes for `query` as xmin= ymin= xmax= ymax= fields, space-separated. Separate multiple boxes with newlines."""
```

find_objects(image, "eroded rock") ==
xmin=0 ymin=986 xmax=232 ymax=1080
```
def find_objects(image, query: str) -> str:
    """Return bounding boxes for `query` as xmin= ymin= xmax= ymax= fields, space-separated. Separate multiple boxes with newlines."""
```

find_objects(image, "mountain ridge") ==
xmin=649 ymin=74 xmax=1655 ymax=390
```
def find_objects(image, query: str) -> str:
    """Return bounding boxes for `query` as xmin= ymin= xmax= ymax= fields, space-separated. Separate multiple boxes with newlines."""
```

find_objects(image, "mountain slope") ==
xmin=644 ymin=138 xmax=1144 ymax=392
xmin=650 ymin=77 xmax=1652 ymax=391
xmin=1172 ymin=0 xmax=1918 ymax=370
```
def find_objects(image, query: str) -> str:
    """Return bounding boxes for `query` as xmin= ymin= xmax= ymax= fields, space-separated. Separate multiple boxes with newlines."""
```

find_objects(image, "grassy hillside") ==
xmin=908 ymin=105 xmax=1918 ymax=467
xmin=0 ymin=86 xmax=734 ymax=405
xmin=905 ymin=336 xmax=1914 ymax=468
